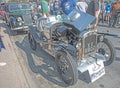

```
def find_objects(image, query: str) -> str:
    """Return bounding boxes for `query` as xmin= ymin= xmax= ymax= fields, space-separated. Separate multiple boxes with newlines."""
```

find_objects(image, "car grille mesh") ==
xmin=22 ymin=14 xmax=33 ymax=25
xmin=83 ymin=33 xmax=97 ymax=56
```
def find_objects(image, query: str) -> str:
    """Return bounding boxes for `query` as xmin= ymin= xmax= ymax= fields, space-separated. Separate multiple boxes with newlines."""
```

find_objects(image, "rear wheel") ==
xmin=28 ymin=32 xmax=37 ymax=50
xmin=97 ymin=38 xmax=115 ymax=66
xmin=55 ymin=51 xmax=78 ymax=86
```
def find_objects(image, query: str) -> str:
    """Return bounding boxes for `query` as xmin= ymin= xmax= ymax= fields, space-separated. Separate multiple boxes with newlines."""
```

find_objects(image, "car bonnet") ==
xmin=64 ymin=10 xmax=95 ymax=32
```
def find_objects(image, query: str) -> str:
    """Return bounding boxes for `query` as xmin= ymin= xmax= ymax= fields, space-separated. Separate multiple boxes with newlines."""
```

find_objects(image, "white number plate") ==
xmin=88 ymin=61 xmax=105 ymax=82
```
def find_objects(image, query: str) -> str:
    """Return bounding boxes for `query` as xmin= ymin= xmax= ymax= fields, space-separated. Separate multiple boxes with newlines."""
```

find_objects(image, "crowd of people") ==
xmin=30 ymin=0 xmax=120 ymax=29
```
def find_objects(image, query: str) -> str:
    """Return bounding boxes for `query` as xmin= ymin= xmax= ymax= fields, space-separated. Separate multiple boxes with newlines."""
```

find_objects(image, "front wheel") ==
xmin=55 ymin=51 xmax=78 ymax=86
xmin=97 ymin=38 xmax=115 ymax=66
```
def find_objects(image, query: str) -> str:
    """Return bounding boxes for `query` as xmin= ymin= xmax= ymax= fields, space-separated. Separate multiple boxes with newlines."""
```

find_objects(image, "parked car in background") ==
xmin=5 ymin=2 xmax=38 ymax=35
xmin=0 ymin=3 xmax=6 ymax=20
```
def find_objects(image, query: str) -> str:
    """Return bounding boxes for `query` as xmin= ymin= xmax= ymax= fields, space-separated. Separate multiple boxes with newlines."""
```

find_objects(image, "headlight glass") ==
xmin=76 ymin=42 xmax=82 ymax=49
xmin=17 ymin=17 xmax=22 ymax=21
xmin=18 ymin=22 xmax=22 ymax=26
xmin=34 ymin=15 xmax=37 ymax=20
xmin=76 ymin=38 xmax=82 ymax=49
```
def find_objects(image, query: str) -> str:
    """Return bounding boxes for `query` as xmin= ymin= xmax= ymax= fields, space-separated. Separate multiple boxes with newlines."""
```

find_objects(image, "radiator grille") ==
xmin=83 ymin=33 xmax=97 ymax=56
xmin=22 ymin=14 xmax=33 ymax=25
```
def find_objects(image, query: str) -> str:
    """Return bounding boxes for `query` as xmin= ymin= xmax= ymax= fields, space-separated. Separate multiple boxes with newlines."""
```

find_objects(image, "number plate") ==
xmin=88 ymin=61 xmax=105 ymax=82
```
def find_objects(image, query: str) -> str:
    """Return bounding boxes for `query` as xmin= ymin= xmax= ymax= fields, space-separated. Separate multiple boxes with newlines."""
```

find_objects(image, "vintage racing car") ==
xmin=28 ymin=10 xmax=115 ymax=86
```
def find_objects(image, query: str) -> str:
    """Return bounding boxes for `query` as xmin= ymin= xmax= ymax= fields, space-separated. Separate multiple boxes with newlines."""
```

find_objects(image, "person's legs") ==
xmin=101 ymin=11 xmax=104 ymax=23
xmin=108 ymin=14 xmax=111 ymax=23
xmin=43 ymin=13 xmax=46 ymax=17
xmin=93 ymin=10 xmax=100 ymax=29
xmin=113 ymin=14 xmax=118 ymax=27
xmin=46 ymin=12 xmax=49 ymax=17
xmin=109 ymin=14 xmax=115 ymax=27
xmin=105 ymin=13 xmax=109 ymax=23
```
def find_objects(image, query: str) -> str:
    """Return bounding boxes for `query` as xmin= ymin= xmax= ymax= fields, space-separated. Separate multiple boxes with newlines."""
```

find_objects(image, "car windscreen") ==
xmin=9 ymin=3 xmax=31 ymax=12
xmin=21 ymin=4 xmax=30 ymax=9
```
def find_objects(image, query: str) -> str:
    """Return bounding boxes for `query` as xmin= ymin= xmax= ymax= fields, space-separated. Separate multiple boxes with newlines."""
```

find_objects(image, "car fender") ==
xmin=54 ymin=43 xmax=67 ymax=51
xmin=9 ymin=16 xmax=17 ymax=26
xmin=9 ymin=16 xmax=16 ymax=22
xmin=28 ymin=25 xmax=41 ymax=43
xmin=54 ymin=44 xmax=76 ymax=52
xmin=54 ymin=44 xmax=77 ymax=60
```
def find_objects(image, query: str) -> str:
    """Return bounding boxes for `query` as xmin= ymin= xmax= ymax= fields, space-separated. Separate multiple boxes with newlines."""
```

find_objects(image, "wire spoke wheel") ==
xmin=55 ymin=51 xmax=78 ymax=86
xmin=97 ymin=38 xmax=115 ymax=66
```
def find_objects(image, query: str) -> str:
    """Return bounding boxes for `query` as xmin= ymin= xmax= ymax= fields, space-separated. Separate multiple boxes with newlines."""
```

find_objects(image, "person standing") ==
xmin=105 ymin=1 xmax=112 ymax=24
xmin=53 ymin=0 xmax=61 ymax=15
xmin=36 ymin=0 xmax=41 ymax=13
xmin=85 ymin=0 xmax=91 ymax=4
xmin=111 ymin=0 xmax=120 ymax=15
xmin=77 ymin=0 xmax=88 ymax=13
xmin=61 ymin=0 xmax=77 ymax=15
xmin=49 ymin=0 xmax=54 ymax=15
xmin=86 ymin=0 xmax=100 ymax=29
xmin=109 ymin=0 xmax=120 ymax=27
xmin=36 ymin=0 xmax=41 ymax=7
xmin=41 ymin=0 xmax=49 ymax=17
xmin=99 ymin=0 xmax=106 ymax=23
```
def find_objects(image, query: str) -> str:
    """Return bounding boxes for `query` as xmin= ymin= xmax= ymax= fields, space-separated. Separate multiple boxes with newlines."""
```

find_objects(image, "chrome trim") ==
xmin=77 ymin=53 xmax=105 ymax=73
xmin=82 ymin=30 xmax=97 ymax=57
xmin=12 ymin=25 xmax=36 ymax=30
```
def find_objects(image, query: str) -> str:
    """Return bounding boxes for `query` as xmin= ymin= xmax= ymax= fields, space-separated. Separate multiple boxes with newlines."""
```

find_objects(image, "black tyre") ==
xmin=28 ymin=32 xmax=37 ymax=50
xmin=9 ymin=22 xmax=18 ymax=36
xmin=55 ymin=51 xmax=78 ymax=86
xmin=97 ymin=38 xmax=115 ymax=66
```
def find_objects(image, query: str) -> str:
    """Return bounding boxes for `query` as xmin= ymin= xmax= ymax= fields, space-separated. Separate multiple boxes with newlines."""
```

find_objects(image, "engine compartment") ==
xmin=52 ymin=25 xmax=79 ymax=46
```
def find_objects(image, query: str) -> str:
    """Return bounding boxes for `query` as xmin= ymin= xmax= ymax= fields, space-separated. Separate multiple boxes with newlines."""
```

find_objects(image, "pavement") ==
xmin=0 ymin=21 xmax=29 ymax=88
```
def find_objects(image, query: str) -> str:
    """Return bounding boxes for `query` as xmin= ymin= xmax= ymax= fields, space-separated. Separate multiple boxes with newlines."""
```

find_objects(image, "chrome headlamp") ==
xmin=17 ymin=17 xmax=22 ymax=21
xmin=34 ymin=15 xmax=37 ymax=20
xmin=76 ymin=38 xmax=82 ymax=49
xmin=76 ymin=41 xmax=82 ymax=49
xmin=76 ymin=41 xmax=83 ymax=57
xmin=18 ymin=22 xmax=22 ymax=26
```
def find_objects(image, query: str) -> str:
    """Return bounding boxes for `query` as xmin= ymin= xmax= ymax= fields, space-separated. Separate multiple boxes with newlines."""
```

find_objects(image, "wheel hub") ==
xmin=98 ymin=48 xmax=105 ymax=55
xmin=59 ymin=58 xmax=69 ymax=74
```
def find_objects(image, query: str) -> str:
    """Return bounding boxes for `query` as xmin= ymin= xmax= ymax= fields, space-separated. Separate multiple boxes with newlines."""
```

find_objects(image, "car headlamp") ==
xmin=18 ymin=21 xmax=22 ymax=26
xmin=76 ymin=42 xmax=82 ymax=49
xmin=17 ymin=17 xmax=22 ymax=21
xmin=76 ymin=41 xmax=83 ymax=57
xmin=34 ymin=15 xmax=37 ymax=20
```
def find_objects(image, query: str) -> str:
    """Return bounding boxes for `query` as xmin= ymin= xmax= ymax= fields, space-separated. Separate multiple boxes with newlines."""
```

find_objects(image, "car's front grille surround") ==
xmin=82 ymin=31 xmax=97 ymax=57
xmin=22 ymin=14 xmax=33 ymax=25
